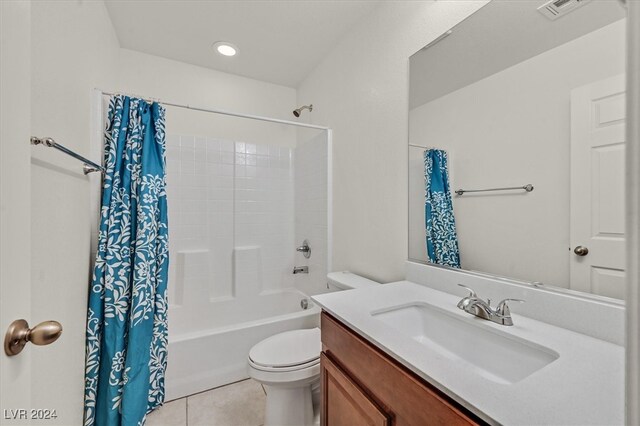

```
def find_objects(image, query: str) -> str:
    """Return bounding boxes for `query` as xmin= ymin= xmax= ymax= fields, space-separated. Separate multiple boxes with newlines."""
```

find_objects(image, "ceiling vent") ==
xmin=537 ymin=0 xmax=591 ymax=20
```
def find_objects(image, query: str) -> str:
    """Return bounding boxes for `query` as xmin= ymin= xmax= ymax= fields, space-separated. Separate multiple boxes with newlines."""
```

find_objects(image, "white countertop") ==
xmin=312 ymin=281 xmax=624 ymax=426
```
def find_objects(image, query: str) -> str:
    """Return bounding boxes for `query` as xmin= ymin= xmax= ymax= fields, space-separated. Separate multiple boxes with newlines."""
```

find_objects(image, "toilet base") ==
xmin=263 ymin=380 xmax=320 ymax=426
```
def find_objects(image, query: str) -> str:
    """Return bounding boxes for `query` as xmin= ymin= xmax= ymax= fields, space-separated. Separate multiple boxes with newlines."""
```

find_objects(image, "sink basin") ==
xmin=372 ymin=303 xmax=559 ymax=384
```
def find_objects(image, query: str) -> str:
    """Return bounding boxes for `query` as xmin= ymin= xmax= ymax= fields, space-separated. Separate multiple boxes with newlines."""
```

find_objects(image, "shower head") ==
xmin=293 ymin=104 xmax=313 ymax=117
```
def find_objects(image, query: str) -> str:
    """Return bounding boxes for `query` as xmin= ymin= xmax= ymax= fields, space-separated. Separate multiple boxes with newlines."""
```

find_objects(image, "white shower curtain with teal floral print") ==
xmin=84 ymin=95 xmax=169 ymax=426
xmin=424 ymin=149 xmax=461 ymax=268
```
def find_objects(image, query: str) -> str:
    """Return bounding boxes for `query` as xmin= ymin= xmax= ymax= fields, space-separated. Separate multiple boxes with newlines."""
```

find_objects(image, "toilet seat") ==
xmin=248 ymin=356 xmax=320 ymax=387
xmin=249 ymin=328 xmax=321 ymax=370
xmin=248 ymin=356 xmax=319 ymax=373
xmin=247 ymin=328 xmax=322 ymax=387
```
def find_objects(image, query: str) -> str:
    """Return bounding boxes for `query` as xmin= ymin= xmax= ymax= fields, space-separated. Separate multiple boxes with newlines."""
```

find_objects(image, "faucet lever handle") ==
xmin=496 ymin=298 xmax=525 ymax=315
xmin=457 ymin=284 xmax=477 ymax=298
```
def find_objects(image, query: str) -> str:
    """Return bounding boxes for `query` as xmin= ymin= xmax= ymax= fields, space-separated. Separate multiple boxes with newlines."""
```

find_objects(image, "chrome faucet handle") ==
xmin=296 ymin=239 xmax=311 ymax=259
xmin=457 ymin=284 xmax=477 ymax=298
xmin=495 ymin=298 xmax=525 ymax=316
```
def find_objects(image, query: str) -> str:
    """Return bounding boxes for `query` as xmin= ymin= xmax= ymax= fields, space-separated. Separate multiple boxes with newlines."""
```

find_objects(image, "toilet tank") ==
xmin=326 ymin=271 xmax=380 ymax=291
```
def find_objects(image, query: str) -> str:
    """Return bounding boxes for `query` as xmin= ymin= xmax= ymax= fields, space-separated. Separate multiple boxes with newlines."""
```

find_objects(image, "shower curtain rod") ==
xmin=98 ymin=90 xmax=329 ymax=131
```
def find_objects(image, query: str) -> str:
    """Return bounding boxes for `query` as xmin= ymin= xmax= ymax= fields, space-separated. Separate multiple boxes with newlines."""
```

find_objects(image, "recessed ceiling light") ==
xmin=213 ymin=42 xmax=238 ymax=57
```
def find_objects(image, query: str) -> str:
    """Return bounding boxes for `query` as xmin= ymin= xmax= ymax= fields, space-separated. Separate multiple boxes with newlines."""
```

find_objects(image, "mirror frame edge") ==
xmin=625 ymin=0 xmax=640 ymax=423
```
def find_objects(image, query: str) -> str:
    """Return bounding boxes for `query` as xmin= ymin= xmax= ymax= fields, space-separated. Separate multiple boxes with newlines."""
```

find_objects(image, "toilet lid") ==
xmin=249 ymin=328 xmax=321 ymax=369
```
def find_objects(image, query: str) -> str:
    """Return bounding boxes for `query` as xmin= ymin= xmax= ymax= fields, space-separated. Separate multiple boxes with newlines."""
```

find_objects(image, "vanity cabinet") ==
xmin=320 ymin=311 xmax=484 ymax=426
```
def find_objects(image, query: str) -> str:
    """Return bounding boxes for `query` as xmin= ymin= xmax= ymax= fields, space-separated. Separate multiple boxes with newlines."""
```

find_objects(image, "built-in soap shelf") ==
xmin=172 ymin=249 xmax=210 ymax=307
xmin=171 ymin=246 xmax=267 ymax=308
xmin=233 ymin=246 xmax=263 ymax=298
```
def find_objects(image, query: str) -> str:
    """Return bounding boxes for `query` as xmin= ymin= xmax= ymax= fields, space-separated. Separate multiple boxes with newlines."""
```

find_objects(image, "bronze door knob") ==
xmin=574 ymin=246 xmax=589 ymax=256
xmin=4 ymin=319 xmax=63 ymax=356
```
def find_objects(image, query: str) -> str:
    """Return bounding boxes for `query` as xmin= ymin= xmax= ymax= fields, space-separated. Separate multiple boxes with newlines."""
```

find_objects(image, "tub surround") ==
xmin=163 ymin=131 xmax=330 ymax=401
xmin=312 ymin=278 xmax=624 ymax=425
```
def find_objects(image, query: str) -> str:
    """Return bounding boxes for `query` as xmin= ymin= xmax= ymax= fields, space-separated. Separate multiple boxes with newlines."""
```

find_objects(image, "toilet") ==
xmin=247 ymin=271 xmax=379 ymax=426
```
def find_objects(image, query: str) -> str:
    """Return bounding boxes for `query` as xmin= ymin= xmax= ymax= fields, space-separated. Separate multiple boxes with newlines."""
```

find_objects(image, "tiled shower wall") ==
xmin=165 ymin=134 xmax=294 ymax=310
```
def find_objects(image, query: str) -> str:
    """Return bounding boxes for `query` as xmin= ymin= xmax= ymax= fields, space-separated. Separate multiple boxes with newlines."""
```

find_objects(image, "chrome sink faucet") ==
xmin=456 ymin=284 xmax=524 ymax=326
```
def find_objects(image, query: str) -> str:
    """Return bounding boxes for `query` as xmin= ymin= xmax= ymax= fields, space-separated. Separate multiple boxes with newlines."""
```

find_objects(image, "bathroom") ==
xmin=1 ymin=0 xmax=639 ymax=425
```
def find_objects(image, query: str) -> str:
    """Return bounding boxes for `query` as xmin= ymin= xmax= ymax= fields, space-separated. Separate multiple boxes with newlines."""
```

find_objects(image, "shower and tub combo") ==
xmin=88 ymin=92 xmax=338 ymax=422
xmin=152 ymin=101 xmax=380 ymax=426
xmin=161 ymin=128 xmax=331 ymax=400
xmin=100 ymin=96 xmax=337 ymax=403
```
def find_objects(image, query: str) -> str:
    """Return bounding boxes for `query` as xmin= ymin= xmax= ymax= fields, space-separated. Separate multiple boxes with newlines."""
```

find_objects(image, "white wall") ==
xmin=29 ymin=1 xmax=120 ymax=424
xmin=296 ymin=1 xmax=489 ymax=283
xmin=408 ymin=20 xmax=626 ymax=288
xmin=117 ymin=48 xmax=297 ymax=147
xmin=294 ymin=130 xmax=329 ymax=295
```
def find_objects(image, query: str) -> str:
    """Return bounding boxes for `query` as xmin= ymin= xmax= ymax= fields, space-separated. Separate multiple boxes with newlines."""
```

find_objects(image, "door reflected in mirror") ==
xmin=408 ymin=0 xmax=627 ymax=299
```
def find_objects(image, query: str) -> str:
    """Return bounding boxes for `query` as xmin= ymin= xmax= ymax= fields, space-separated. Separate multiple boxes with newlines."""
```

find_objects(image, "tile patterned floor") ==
xmin=146 ymin=379 xmax=266 ymax=426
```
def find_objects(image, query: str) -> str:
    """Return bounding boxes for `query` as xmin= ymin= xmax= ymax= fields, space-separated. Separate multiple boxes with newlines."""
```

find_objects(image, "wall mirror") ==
xmin=408 ymin=0 xmax=627 ymax=300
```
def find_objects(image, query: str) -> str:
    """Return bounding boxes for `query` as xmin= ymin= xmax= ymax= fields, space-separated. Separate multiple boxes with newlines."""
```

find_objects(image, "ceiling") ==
xmin=104 ymin=0 xmax=382 ymax=88
xmin=410 ymin=0 xmax=626 ymax=109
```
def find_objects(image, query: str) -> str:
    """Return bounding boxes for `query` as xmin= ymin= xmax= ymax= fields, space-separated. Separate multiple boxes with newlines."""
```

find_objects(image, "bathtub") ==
xmin=165 ymin=288 xmax=320 ymax=401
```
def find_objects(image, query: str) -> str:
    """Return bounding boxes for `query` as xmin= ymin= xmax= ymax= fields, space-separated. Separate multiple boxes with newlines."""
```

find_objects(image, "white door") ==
xmin=570 ymin=74 xmax=626 ymax=298
xmin=0 ymin=0 xmax=33 ymax=421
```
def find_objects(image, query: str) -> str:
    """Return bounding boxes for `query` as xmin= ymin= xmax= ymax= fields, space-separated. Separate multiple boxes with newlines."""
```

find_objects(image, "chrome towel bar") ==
xmin=455 ymin=184 xmax=534 ymax=196
xmin=31 ymin=137 xmax=105 ymax=175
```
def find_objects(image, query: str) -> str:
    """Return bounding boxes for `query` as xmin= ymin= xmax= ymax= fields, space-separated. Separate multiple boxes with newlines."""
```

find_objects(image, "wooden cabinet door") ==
xmin=321 ymin=353 xmax=391 ymax=426
xmin=321 ymin=312 xmax=482 ymax=426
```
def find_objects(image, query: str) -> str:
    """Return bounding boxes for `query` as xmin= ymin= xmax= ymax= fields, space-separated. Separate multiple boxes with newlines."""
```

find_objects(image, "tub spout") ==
xmin=293 ymin=266 xmax=309 ymax=274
